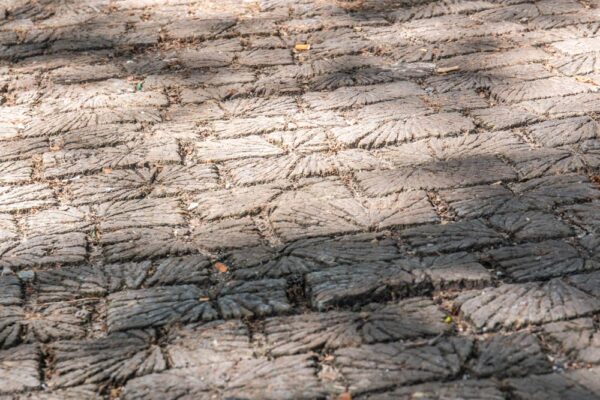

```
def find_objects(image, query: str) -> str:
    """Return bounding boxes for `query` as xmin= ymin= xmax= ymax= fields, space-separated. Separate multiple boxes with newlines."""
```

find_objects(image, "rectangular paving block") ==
xmin=436 ymin=47 xmax=549 ymax=72
xmin=48 ymin=330 xmax=165 ymax=388
xmin=166 ymin=320 xmax=253 ymax=367
xmin=195 ymin=135 xmax=284 ymax=162
xmin=551 ymin=52 xmax=600 ymax=76
xmin=0 ymin=160 xmax=32 ymax=184
xmin=356 ymin=156 xmax=517 ymax=195
xmin=455 ymin=279 xmax=600 ymax=331
xmin=95 ymin=198 xmax=185 ymax=232
xmin=0 ymin=344 xmax=41 ymax=394
xmin=24 ymin=206 xmax=93 ymax=236
xmin=541 ymin=318 xmax=600 ymax=364
xmin=333 ymin=337 xmax=472 ymax=393
xmin=331 ymin=112 xmax=474 ymax=148
xmin=484 ymin=240 xmax=585 ymax=282
xmin=303 ymin=81 xmax=424 ymax=111
xmin=526 ymin=116 xmax=599 ymax=148
xmin=0 ymin=232 xmax=87 ymax=269
xmin=0 ymin=183 xmax=56 ymax=212
xmin=264 ymin=297 xmax=449 ymax=355
xmin=106 ymin=279 xmax=290 ymax=332
xmin=100 ymin=226 xmax=194 ymax=263
xmin=520 ymin=92 xmax=600 ymax=117
xmin=23 ymin=108 xmax=161 ymax=138
xmin=306 ymin=251 xmax=491 ymax=310
xmin=0 ymin=136 xmax=48 ymax=162
xmin=402 ymin=15 xmax=524 ymax=42
xmin=270 ymin=185 xmax=437 ymax=242
xmin=164 ymin=17 xmax=236 ymax=40
xmin=43 ymin=138 xmax=180 ymax=178
xmin=491 ymin=77 xmax=596 ymax=103
xmin=121 ymin=353 xmax=325 ymax=400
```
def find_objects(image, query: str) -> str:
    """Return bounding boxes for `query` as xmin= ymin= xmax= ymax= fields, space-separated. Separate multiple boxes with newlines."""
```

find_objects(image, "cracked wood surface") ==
xmin=1 ymin=0 xmax=600 ymax=398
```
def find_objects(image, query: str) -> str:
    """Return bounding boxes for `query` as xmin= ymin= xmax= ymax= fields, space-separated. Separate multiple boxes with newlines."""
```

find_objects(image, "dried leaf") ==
xmin=294 ymin=43 xmax=311 ymax=51
xmin=214 ymin=262 xmax=228 ymax=273
xmin=436 ymin=66 xmax=460 ymax=74
xmin=319 ymin=364 xmax=339 ymax=381
xmin=575 ymin=75 xmax=597 ymax=85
